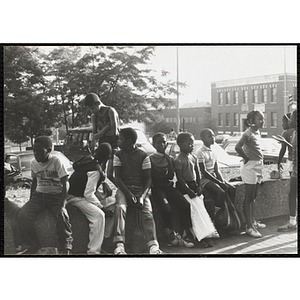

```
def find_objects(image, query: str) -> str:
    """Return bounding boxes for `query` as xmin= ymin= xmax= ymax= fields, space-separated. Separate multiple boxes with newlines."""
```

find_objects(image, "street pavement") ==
xmin=160 ymin=215 xmax=298 ymax=255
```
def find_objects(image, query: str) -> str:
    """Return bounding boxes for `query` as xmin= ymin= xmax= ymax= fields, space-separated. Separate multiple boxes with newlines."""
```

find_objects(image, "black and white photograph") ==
xmin=1 ymin=2 xmax=299 ymax=298
xmin=2 ymin=44 xmax=298 ymax=256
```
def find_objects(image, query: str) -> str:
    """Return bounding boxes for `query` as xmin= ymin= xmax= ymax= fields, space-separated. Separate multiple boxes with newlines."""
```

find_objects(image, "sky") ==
xmin=147 ymin=45 xmax=297 ymax=107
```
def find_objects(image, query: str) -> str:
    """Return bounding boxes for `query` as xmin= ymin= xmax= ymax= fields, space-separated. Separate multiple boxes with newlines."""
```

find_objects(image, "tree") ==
xmin=4 ymin=46 xmax=61 ymax=146
xmin=4 ymin=45 xmax=186 ymax=145
xmin=64 ymin=46 xmax=183 ymax=124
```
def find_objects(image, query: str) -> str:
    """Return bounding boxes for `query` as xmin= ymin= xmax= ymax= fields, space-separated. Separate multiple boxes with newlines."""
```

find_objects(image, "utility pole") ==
xmin=283 ymin=47 xmax=287 ymax=114
xmin=176 ymin=47 xmax=180 ymax=134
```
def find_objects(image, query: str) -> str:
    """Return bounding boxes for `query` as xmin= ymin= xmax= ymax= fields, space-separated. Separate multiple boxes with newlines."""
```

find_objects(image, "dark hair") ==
xmin=152 ymin=132 xmax=166 ymax=144
xmin=283 ymin=112 xmax=291 ymax=122
xmin=119 ymin=127 xmax=138 ymax=144
xmin=243 ymin=110 xmax=263 ymax=128
xmin=176 ymin=132 xmax=193 ymax=145
xmin=200 ymin=128 xmax=213 ymax=140
xmin=289 ymin=109 xmax=297 ymax=129
xmin=94 ymin=143 xmax=112 ymax=163
xmin=34 ymin=136 xmax=52 ymax=149
xmin=84 ymin=93 xmax=101 ymax=107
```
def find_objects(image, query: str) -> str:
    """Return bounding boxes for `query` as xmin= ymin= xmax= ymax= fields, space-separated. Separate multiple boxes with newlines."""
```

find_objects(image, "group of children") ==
xmin=14 ymin=95 xmax=297 ymax=255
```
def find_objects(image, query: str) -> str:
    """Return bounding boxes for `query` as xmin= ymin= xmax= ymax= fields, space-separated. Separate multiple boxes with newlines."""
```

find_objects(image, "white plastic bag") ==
xmin=184 ymin=194 xmax=219 ymax=241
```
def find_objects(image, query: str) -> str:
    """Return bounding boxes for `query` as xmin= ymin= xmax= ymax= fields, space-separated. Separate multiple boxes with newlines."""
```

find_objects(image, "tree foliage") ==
xmin=4 ymin=45 xmax=184 ymax=145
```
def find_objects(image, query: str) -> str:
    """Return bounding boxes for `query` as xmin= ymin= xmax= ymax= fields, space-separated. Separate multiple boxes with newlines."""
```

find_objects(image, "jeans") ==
xmin=67 ymin=196 xmax=105 ymax=254
xmin=18 ymin=192 xmax=73 ymax=251
xmin=113 ymin=189 xmax=158 ymax=249
xmin=151 ymin=185 xmax=192 ymax=235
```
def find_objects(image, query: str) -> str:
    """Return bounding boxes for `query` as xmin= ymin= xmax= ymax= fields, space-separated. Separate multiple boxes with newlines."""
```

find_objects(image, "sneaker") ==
xmin=246 ymin=226 xmax=262 ymax=238
xmin=59 ymin=249 xmax=71 ymax=256
xmin=149 ymin=245 xmax=163 ymax=254
xmin=164 ymin=228 xmax=179 ymax=246
xmin=114 ymin=243 xmax=127 ymax=255
xmin=253 ymin=220 xmax=266 ymax=229
xmin=176 ymin=234 xmax=195 ymax=248
xmin=278 ymin=221 xmax=297 ymax=232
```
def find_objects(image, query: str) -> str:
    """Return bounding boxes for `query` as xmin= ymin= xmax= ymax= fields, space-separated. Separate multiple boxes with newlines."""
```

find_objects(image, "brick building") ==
xmin=211 ymin=73 xmax=297 ymax=137
xmin=147 ymin=101 xmax=212 ymax=138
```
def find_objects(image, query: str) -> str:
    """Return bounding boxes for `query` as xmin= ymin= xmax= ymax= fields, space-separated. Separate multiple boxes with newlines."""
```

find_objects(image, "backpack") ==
xmin=215 ymin=192 xmax=242 ymax=231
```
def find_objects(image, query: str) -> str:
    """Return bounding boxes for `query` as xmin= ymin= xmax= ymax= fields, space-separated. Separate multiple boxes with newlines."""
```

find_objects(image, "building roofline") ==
xmin=211 ymin=73 xmax=296 ymax=88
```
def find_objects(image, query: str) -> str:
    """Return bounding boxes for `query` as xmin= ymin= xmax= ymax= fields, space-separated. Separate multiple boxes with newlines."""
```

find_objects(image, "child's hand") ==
xmin=243 ymin=157 xmax=249 ymax=164
xmin=196 ymin=186 xmax=202 ymax=196
xmin=277 ymin=163 xmax=283 ymax=172
xmin=187 ymin=190 xmax=197 ymax=199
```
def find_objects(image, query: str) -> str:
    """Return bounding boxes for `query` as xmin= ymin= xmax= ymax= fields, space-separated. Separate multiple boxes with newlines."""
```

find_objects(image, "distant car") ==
xmin=62 ymin=125 xmax=155 ymax=161
xmin=165 ymin=140 xmax=242 ymax=179
xmin=4 ymin=150 xmax=74 ymax=188
xmin=221 ymin=137 xmax=287 ymax=164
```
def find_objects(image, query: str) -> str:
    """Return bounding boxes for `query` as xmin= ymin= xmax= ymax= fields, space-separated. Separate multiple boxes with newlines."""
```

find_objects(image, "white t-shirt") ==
xmin=31 ymin=154 xmax=69 ymax=194
xmin=195 ymin=144 xmax=217 ymax=177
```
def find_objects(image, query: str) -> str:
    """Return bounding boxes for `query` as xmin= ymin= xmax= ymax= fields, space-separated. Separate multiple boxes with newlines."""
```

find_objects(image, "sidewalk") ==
xmin=160 ymin=215 xmax=298 ymax=255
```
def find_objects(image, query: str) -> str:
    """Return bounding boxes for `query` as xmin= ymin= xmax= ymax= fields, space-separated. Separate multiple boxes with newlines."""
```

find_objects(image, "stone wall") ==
xmin=4 ymin=178 xmax=292 ymax=255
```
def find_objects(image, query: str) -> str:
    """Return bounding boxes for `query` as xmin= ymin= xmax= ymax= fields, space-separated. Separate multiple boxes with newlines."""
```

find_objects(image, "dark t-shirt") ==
xmin=113 ymin=147 xmax=150 ymax=189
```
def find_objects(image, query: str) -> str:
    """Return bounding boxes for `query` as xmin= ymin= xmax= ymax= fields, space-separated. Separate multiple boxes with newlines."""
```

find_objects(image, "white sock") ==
xmin=290 ymin=216 xmax=297 ymax=226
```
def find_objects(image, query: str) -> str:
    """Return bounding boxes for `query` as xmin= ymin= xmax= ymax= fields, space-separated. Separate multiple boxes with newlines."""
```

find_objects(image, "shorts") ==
xmin=240 ymin=160 xmax=263 ymax=184
xmin=286 ymin=159 xmax=293 ymax=174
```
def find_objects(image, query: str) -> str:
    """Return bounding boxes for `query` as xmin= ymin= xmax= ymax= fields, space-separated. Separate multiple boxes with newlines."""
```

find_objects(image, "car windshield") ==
xmin=52 ymin=152 xmax=73 ymax=169
xmin=136 ymin=130 xmax=149 ymax=143
xmin=20 ymin=155 xmax=33 ymax=171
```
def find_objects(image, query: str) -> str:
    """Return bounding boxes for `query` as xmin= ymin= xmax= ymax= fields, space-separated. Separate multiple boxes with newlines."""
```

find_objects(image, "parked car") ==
xmin=221 ymin=137 xmax=287 ymax=164
xmin=215 ymin=134 xmax=231 ymax=144
xmin=165 ymin=140 xmax=242 ymax=180
xmin=4 ymin=150 xmax=74 ymax=188
xmin=62 ymin=125 xmax=155 ymax=161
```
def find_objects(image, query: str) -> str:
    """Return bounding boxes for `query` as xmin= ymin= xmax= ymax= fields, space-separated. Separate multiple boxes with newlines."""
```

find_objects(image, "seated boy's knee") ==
xmin=95 ymin=208 xmax=105 ymax=221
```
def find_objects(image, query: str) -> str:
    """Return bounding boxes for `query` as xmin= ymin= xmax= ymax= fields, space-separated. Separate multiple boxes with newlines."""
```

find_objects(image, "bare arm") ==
xmin=60 ymin=175 xmax=68 ymax=206
xmin=277 ymin=143 xmax=287 ymax=171
xmin=114 ymin=167 xmax=135 ymax=202
xmin=93 ymin=109 xmax=117 ymax=140
xmin=30 ymin=178 xmax=37 ymax=197
xmin=235 ymin=138 xmax=249 ymax=163
xmin=175 ymin=168 xmax=196 ymax=198
xmin=141 ymin=169 xmax=152 ymax=200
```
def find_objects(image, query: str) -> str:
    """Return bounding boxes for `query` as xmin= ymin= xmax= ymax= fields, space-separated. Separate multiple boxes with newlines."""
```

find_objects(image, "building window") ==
xmin=226 ymin=113 xmax=230 ymax=126
xmin=264 ymin=112 xmax=267 ymax=127
xmin=233 ymin=113 xmax=238 ymax=126
xmin=225 ymin=92 xmax=230 ymax=105
xmin=218 ymin=92 xmax=223 ymax=105
xmin=218 ymin=113 xmax=223 ymax=126
xmin=233 ymin=91 xmax=238 ymax=104
xmin=271 ymin=87 xmax=277 ymax=103
xmin=253 ymin=89 xmax=258 ymax=103
xmin=243 ymin=90 xmax=248 ymax=104
xmin=262 ymin=88 xmax=267 ymax=103
xmin=271 ymin=112 xmax=277 ymax=127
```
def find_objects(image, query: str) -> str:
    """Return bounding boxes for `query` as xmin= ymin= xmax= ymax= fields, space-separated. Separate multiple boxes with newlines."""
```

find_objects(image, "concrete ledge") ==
xmin=232 ymin=178 xmax=290 ymax=222
xmin=34 ymin=205 xmax=90 ymax=254
xmin=4 ymin=178 xmax=291 ymax=255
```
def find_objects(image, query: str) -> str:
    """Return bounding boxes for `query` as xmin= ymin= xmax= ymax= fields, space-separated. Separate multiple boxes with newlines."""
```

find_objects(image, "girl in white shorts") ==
xmin=235 ymin=110 xmax=265 ymax=238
